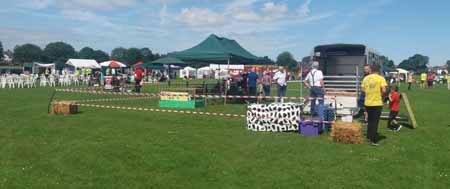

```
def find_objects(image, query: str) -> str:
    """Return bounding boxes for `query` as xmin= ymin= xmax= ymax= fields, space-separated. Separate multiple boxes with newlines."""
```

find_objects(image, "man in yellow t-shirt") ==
xmin=420 ymin=72 xmax=427 ymax=88
xmin=361 ymin=64 xmax=387 ymax=146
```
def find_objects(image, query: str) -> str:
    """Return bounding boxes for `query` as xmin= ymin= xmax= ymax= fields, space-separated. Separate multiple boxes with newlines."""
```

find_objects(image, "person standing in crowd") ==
xmin=420 ymin=72 xmax=427 ymax=88
xmin=426 ymin=72 xmax=434 ymax=89
xmin=359 ymin=65 xmax=371 ymax=123
xmin=74 ymin=69 xmax=80 ymax=78
xmin=262 ymin=72 xmax=272 ymax=97
xmin=443 ymin=73 xmax=448 ymax=85
xmin=361 ymin=64 xmax=387 ymax=146
xmin=273 ymin=66 xmax=287 ymax=103
xmin=134 ymin=68 xmax=144 ymax=93
xmin=242 ymin=72 xmax=248 ymax=95
xmin=446 ymin=74 xmax=450 ymax=90
xmin=247 ymin=67 xmax=259 ymax=103
xmin=44 ymin=68 xmax=49 ymax=78
xmin=387 ymin=85 xmax=402 ymax=132
xmin=304 ymin=61 xmax=325 ymax=118
xmin=407 ymin=74 xmax=414 ymax=91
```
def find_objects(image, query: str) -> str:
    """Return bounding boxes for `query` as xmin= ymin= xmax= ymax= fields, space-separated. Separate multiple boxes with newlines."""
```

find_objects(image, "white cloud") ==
xmin=261 ymin=2 xmax=289 ymax=21
xmin=18 ymin=0 xmax=54 ymax=9
xmin=262 ymin=2 xmax=288 ymax=15
xmin=18 ymin=0 xmax=138 ymax=11
xmin=176 ymin=7 xmax=227 ymax=27
xmin=233 ymin=11 xmax=261 ymax=21
xmin=225 ymin=0 xmax=261 ymax=22
xmin=60 ymin=0 xmax=137 ymax=10
xmin=61 ymin=9 xmax=99 ymax=22
xmin=226 ymin=0 xmax=260 ymax=12
xmin=298 ymin=0 xmax=312 ymax=17
xmin=160 ymin=3 xmax=168 ymax=25
xmin=174 ymin=0 xmax=332 ymax=34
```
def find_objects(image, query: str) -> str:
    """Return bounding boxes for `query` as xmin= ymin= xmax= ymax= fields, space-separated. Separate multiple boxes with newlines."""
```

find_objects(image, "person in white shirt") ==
xmin=304 ymin=61 xmax=325 ymax=118
xmin=273 ymin=66 xmax=287 ymax=102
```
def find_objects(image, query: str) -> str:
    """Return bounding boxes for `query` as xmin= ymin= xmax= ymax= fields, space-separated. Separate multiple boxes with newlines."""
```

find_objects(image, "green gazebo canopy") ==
xmin=136 ymin=63 xmax=165 ymax=69
xmin=170 ymin=34 xmax=270 ymax=65
xmin=151 ymin=57 xmax=187 ymax=65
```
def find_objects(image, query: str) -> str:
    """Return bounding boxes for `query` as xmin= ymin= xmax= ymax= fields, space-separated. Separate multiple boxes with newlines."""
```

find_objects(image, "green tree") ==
xmin=78 ymin=47 xmax=95 ymax=59
xmin=300 ymin=56 xmax=312 ymax=68
xmin=153 ymin=53 xmax=162 ymax=60
xmin=111 ymin=47 xmax=127 ymax=63
xmin=398 ymin=54 xmax=429 ymax=73
xmin=446 ymin=60 xmax=450 ymax=72
xmin=92 ymin=50 xmax=110 ymax=63
xmin=140 ymin=48 xmax=154 ymax=62
xmin=276 ymin=51 xmax=298 ymax=71
xmin=125 ymin=48 xmax=143 ymax=65
xmin=13 ymin=44 xmax=42 ymax=64
xmin=43 ymin=42 xmax=76 ymax=65
xmin=380 ymin=56 xmax=395 ymax=72
xmin=0 ymin=41 xmax=4 ymax=62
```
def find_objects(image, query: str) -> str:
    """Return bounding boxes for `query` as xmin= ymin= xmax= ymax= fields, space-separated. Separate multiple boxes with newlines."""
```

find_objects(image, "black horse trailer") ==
xmin=309 ymin=44 xmax=384 ymax=116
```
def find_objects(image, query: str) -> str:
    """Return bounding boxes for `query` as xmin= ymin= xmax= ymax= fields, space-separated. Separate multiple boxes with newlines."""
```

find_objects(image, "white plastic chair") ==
xmin=7 ymin=75 xmax=15 ymax=88
xmin=72 ymin=75 xmax=79 ymax=86
xmin=40 ymin=75 xmax=48 ymax=87
xmin=17 ymin=75 xmax=25 ymax=88
xmin=0 ymin=75 xmax=6 ymax=88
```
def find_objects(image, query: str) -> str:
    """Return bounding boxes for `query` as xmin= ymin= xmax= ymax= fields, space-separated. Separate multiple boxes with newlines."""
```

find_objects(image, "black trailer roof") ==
xmin=314 ymin=44 xmax=366 ymax=56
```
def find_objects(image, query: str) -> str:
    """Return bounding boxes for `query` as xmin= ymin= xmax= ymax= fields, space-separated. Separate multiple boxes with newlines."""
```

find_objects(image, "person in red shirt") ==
xmin=388 ymin=86 xmax=402 ymax=132
xmin=134 ymin=69 xmax=144 ymax=93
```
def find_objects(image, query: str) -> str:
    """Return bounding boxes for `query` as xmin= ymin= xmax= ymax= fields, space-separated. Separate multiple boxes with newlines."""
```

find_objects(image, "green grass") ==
xmin=0 ymin=83 xmax=449 ymax=188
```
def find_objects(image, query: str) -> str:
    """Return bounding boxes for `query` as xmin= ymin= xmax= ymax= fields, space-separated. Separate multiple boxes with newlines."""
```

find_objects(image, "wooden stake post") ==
xmin=401 ymin=93 xmax=418 ymax=129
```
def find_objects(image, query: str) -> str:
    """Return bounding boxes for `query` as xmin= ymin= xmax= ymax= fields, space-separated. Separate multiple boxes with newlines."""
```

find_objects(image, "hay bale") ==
xmin=51 ymin=101 xmax=78 ymax=115
xmin=330 ymin=121 xmax=362 ymax=144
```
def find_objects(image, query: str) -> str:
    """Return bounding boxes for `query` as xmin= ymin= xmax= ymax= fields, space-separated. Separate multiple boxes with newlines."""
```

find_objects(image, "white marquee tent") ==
xmin=66 ymin=59 xmax=100 ymax=69
xmin=34 ymin=63 xmax=55 ymax=68
xmin=31 ymin=62 xmax=56 ymax=74
xmin=197 ymin=66 xmax=213 ymax=79
xmin=179 ymin=66 xmax=197 ymax=78
xmin=389 ymin=68 xmax=410 ymax=82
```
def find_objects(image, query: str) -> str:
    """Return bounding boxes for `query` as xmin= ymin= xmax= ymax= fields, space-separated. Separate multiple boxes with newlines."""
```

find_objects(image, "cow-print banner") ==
xmin=247 ymin=103 xmax=302 ymax=132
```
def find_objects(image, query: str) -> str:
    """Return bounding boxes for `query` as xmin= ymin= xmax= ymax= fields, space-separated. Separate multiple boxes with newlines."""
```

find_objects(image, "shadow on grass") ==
xmin=400 ymin=123 xmax=415 ymax=129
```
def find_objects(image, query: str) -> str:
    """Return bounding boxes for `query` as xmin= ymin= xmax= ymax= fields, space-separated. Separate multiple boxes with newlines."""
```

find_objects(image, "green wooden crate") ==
xmin=159 ymin=99 xmax=205 ymax=109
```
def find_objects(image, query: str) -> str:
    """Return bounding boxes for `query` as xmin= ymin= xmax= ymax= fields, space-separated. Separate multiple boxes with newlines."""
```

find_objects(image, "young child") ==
xmin=388 ymin=86 xmax=402 ymax=132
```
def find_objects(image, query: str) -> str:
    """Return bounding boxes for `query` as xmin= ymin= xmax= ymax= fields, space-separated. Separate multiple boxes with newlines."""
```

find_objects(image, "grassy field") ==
xmin=0 ymin=82 xmax=449 ymax=188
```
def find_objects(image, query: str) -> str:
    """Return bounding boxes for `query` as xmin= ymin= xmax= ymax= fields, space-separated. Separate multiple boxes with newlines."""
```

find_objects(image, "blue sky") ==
xmin=0 ymin=0 xmax=449 ymax=66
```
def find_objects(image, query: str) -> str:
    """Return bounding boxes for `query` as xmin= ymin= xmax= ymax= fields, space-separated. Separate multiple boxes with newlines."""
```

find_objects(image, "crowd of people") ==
xmin=228 ymin=66 xmax=288 ymax=103
xmin=419 ymin=71 xmax=450 ymax=90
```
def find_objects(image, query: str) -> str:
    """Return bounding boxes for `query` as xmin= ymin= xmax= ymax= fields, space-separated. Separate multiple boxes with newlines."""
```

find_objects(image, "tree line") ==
xmin=0 ymin=40 xmax=448 ymax=73
xmin=0 ymin=41 xmax=163 ymax=66
xmin=277 ymin=51 xmax=448 ymax=73
xmin=275 ymin=51 xmax=400 ymax=72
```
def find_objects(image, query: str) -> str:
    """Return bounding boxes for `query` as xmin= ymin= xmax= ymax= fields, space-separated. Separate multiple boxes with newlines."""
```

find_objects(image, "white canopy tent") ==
xmin=389 ymin=68 xmax=410 ymax=83
xmin=197 ymin=66 xmax=213 ymax=79
xmin=34 ymin=63 xmax=55 ymax=68
xmin=179 ymin=66 xmax=197 ymax=79
xmin=66 ymin=59 xmax=100 ymax=69
xmin=31 ymin=62 xmax=56 ymax=74
xmin=210 ymin=64 xmax=244 ymax=79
